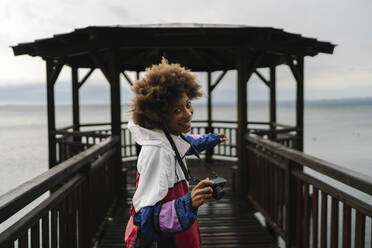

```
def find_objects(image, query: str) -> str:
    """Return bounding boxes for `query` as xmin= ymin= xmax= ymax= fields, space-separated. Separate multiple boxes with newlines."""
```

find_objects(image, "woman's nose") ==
xmin=184 ymin=108 xmax=193 ymax=118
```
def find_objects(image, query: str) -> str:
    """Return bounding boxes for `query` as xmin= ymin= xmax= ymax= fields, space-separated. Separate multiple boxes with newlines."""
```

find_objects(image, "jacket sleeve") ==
xmin=184 ymin=133 xmax=221 ymax=155
xmin=133 ymin=192 xmax=197 ymax=240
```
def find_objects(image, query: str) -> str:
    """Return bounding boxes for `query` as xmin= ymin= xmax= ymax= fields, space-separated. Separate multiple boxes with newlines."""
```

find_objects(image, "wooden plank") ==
xmin=320 ymin=192 xmax=328 ymax=248
xmin=58 ymin=201 xmax=67 ymax=248
xmin=355 ymin=211 xmax=366 ymax=248
xmin=303 ymin=183 xmax=309 ymax=248
xmin=330 ymin=197 xmax=339 ymax=248
xmin=342 ymin=204 xmax=351 ymax=248
xmin=98 ymin=185 xmax=278 ymax=248
xmin=18 ymin=231 xmax=28 ymax=248
xmin=284 ymin=161 xmax=298 ymax=247
xmin=41 ymin=214 xmax=49 ymax=248
xmin=51 ymin=209 xmax=57 ymax=248
xmin=312 ymin=187 xmax=319 ymax=248
xmin=71 ymin=190 xmax=78 ymax=248
xmin=296 ymin=179 xmax=303 ymax=246
xmin=31 ymin=221 xmax=40 ymax=248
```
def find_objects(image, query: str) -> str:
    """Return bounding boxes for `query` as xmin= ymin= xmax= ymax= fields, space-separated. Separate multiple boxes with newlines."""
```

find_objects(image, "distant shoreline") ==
xmin=1 ymin=97 xmax=371 ymax=107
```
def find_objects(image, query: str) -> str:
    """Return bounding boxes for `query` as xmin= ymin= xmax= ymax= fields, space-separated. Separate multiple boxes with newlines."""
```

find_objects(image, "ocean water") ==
xmin=1 ymin=101 xmax=371 ymax=195
xmin=0 ymin=101 xmax=371 ymax=244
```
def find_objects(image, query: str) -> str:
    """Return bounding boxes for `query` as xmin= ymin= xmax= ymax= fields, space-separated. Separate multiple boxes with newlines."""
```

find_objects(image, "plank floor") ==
xmin=97 ymin=167 xmax=278 ymax=248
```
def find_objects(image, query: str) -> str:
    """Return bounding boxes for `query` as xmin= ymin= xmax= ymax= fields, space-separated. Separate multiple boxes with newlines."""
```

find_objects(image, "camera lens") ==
xmin=212 ymin=185 xmax=225 ymax=200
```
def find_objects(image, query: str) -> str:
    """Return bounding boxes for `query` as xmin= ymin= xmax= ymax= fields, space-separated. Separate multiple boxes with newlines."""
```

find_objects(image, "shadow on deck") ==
xmin=97 ymin=162 xmax=278 ymax=248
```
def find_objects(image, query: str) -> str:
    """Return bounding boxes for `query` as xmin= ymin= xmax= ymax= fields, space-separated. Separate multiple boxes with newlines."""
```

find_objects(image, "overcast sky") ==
xmin=1 ymin=0 xmax=372 ymax=104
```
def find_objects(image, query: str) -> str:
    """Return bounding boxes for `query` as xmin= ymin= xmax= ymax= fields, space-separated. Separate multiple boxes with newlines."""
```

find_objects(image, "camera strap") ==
xmin=163 ymin=130 xmax=198 ymax=183
xmin=163 ymin=130 xmax=218 ymax=183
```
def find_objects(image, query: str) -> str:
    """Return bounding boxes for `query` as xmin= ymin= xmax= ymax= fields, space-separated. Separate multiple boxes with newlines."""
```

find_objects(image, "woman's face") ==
xmin=166 ymin=93 xmax=194 ymax=135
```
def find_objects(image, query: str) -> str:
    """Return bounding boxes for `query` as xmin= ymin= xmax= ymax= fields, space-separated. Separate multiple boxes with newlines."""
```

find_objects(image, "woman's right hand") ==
xmin=191 ymin=178 xmax=214 ymax=209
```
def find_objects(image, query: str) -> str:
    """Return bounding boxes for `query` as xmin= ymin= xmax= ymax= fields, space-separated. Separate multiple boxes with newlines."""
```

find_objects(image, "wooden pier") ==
xmin=98 ymin=168 xmax=278 ymax=248
xmin=2 ymin=24 xmax=371 ymax=248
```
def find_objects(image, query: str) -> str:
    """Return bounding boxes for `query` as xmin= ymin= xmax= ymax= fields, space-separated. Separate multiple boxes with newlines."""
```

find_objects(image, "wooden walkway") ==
xmin=97 ymin=168 xmax=278 ymax=248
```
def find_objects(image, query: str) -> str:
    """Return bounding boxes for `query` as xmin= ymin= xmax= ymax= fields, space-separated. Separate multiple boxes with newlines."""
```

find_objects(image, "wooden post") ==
xmin=296 ymin=57 xmax=304 ymax=152
xmin=206 ymin=71 xmax=213 ymax=163
xmin=135 ymin=71 xmax=142 ymax=156
xmin=269 ymin=66 xmax=277 ymax=140
xmin=72 ymin=67 xmax=80 ymax=134
xmin=285 ymin=161 xmax=301 ymax=248
xmin=107 ymin=52 xmax=123 ymax=202
xmin=287 ymin=56 xmax=304 ymax=151
xmin=46 ymin=59 xmax=63 ymax=168
xmin=236 ymin=49 xmax=264 ymax=196
xmin=236 ymin=48 xmax=249 ymax=197
xmin=91 ymin=50 xmax=123 ymax=201
xmin=270 ymin=66 xmax=277 ymax=126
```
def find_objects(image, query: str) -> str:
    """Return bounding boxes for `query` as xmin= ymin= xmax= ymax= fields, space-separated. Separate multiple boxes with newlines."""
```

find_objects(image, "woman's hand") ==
xmin=191 ymin=178 xmax=214 ymax=209
xmin=218 ymin=133 xmax=228 ymax=142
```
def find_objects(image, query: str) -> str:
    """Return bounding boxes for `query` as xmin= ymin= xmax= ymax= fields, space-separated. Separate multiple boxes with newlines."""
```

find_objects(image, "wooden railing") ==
xmin=246 ymin=134 xmax=372 ymax=248
xmin=56 ymin=121 xmax=298 ymax=162
xmin=2 ymin=121 xmax=370 ymax=247
xmin=55 ymin=129 xmax=110 ymax=163
xmin=190 ymin=120 xmax=238 ymax=158
xmin=0 ymin=137 xmax=122 ymax=248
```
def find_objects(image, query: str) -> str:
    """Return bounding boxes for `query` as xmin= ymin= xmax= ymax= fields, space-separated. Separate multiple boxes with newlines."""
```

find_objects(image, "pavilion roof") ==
xmin=12 ymin=23 xmax=335 ymax=71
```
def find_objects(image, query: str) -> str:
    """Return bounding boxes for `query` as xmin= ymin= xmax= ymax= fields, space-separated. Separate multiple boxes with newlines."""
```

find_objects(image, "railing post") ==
xmin=206 ymin=72 xmax=213 ymax=164
xmin=205 ymin=126 xmax=214 ymax=164
xmin=285 ymin=161 xmax=302 ymax=248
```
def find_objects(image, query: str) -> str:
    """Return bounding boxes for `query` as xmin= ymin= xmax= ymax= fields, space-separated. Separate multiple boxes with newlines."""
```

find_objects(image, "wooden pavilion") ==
xmin=1 ymin=24 xmax=371 ymax=248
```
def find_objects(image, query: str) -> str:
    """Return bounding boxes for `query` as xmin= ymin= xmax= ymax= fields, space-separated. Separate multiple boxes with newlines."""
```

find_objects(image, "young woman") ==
xmin=125 ymin=58 xmax=226 ymax=248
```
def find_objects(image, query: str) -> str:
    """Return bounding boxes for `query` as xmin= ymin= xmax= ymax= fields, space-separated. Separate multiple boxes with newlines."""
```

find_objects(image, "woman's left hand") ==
xmin=218 ymin=133 xmax=228 ymax=142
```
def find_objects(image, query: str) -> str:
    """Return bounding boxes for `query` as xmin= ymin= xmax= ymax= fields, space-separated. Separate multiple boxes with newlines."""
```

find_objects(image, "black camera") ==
xmin=210 ymin=177 xmax=227 ymax=200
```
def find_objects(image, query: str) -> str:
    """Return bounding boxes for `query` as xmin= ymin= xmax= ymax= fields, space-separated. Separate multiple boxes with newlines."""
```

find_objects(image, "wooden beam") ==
xmin=46 ymin=59 xmax=63 ymax=168
xmin=122 ymin=71 xmax=133 ymax=86
xmin=72 ymin=67 xmax=80 ymax=135
xmin=90 ymin=52 xmax=111 ymax=83
xmin=286 ymin=56 xmax=300 ymax=84
xmin=210 ymin=70 xmax=227 ymax=92
xmin=254 ymin=70 xmax=271 ymax=88
xmin=47 ymin=59 xmax=64 ymax=86
xmin=269 ymin=66 xmax=277 ymax=140
xmin=296 ymin=57 xmax=304 ymax=152
xmin=269 ymin=66 xmax=277 ymax=124
xmin=78 ymin=68 xmax=95 ymax=89
xmin=286 ymin=56 xmax=304 ymax=151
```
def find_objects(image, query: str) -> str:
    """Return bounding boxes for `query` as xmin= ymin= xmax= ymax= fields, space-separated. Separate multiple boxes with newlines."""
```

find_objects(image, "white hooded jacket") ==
xmin=128 ymin=120 xmax=192 ymax=213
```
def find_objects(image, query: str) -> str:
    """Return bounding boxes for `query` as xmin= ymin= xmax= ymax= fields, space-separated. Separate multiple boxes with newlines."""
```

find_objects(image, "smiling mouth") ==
xmin=179 ymin=120 xmax=191 ymax=127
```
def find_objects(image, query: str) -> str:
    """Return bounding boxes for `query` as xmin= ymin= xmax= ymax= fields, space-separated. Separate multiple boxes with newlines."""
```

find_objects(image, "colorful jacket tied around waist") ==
xmin=124 ymin=121 xmax=221 ymax=248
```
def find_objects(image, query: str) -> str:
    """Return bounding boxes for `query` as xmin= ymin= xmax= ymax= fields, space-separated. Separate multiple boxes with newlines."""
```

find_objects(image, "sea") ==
xmin=0 ymin=100 xmax=371 ymax=245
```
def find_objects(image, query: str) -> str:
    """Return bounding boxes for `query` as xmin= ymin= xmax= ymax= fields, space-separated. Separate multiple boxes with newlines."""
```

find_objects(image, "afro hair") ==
xmin=130 ymin=58 xmax=203 ymax=130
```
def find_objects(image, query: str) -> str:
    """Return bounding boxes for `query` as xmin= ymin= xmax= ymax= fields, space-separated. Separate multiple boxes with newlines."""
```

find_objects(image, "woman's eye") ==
xmin=186 ymin=102 xmax=191 ymax=108
xmin=174 ymin=108 xmax=181 ymax=113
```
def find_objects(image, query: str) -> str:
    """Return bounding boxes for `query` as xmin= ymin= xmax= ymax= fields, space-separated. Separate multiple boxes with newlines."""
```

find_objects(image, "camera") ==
xmin=210 ymin=177 xmax=227 ymax=200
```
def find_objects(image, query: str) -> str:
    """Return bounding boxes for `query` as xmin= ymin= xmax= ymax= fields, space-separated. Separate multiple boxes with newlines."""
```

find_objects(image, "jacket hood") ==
xmin=128 ymin=120 xmax=191 ymax=157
